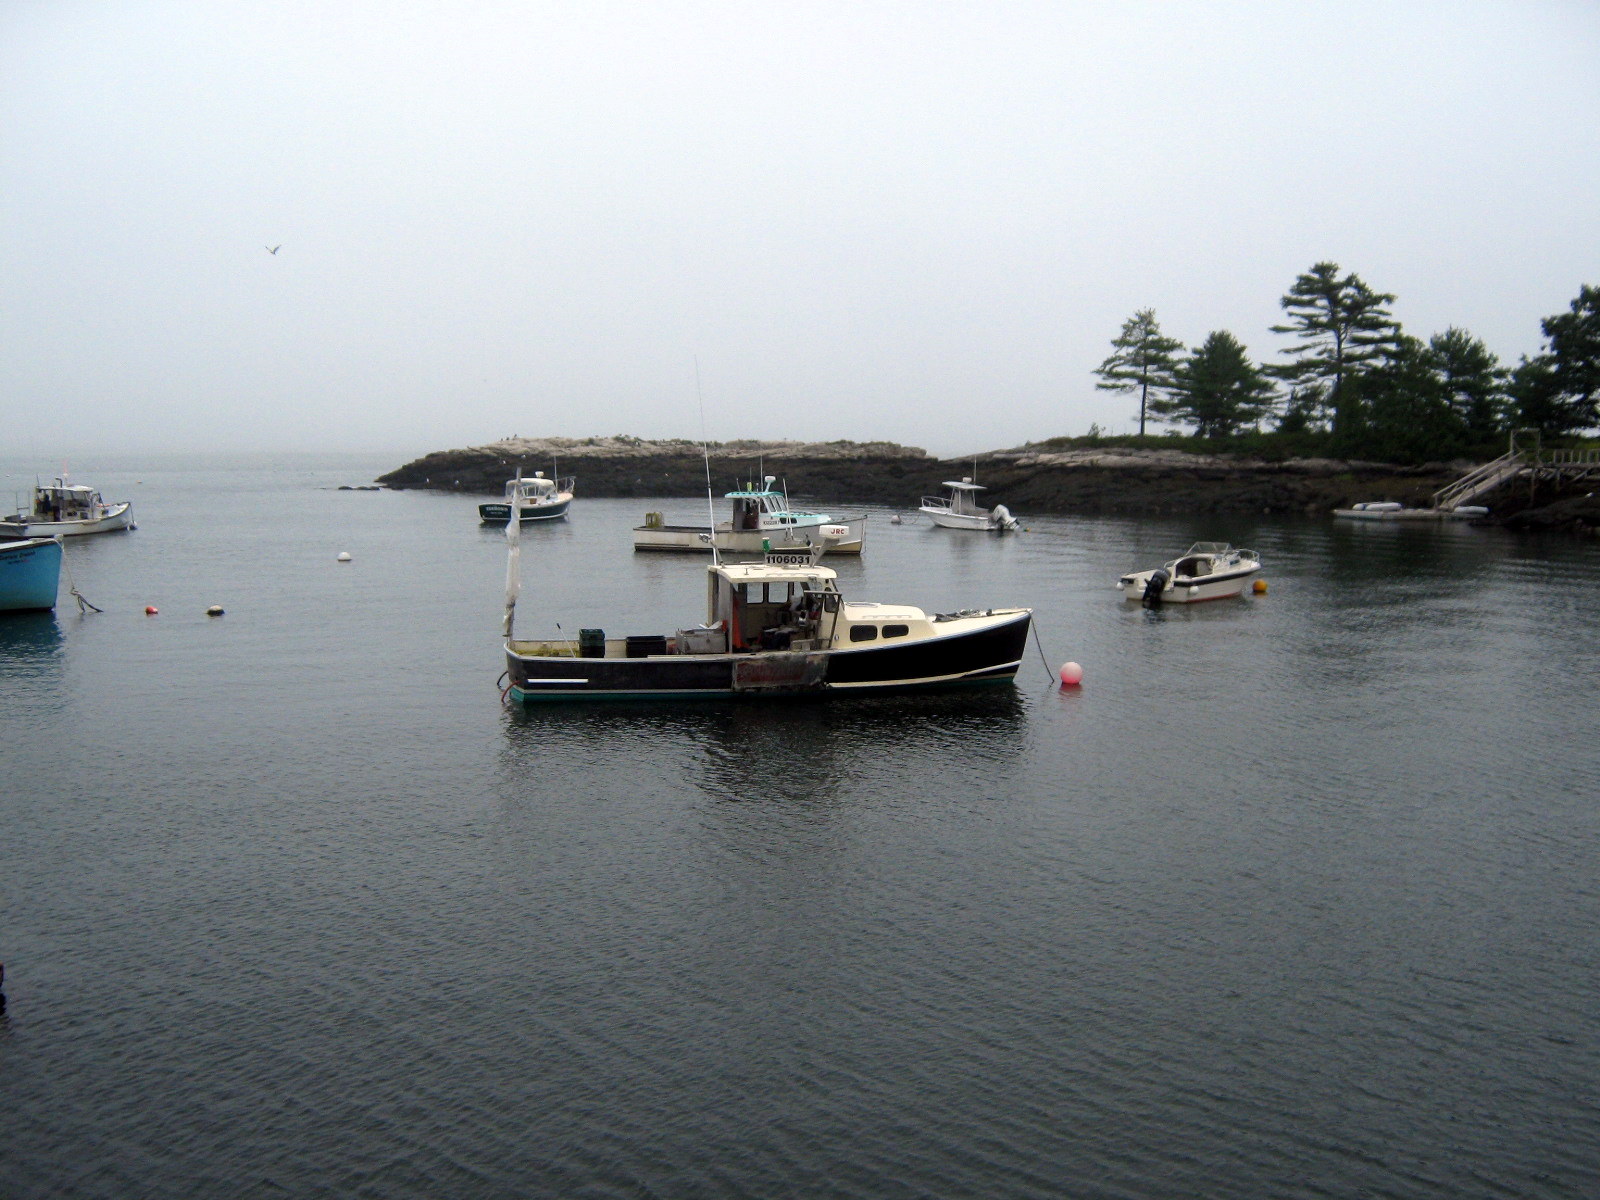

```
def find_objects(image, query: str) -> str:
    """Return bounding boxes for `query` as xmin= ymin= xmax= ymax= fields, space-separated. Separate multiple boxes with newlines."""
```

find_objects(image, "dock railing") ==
xmin=1432 ymin=448 xmax=1527 ymax=511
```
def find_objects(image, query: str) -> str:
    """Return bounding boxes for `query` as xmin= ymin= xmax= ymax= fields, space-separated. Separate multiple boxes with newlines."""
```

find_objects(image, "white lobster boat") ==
xmin=918 ymin=479 xmax=1018 ymax=532
xmin=5 ymin=479 xmax=134 ymax=537
xmin=1117 ymin=542 xmax=1261 ymax=605
xmin=633 ymin=477 xmax=866 ymax=557
xmin=479 ymin=472 xmax=575 ymax=523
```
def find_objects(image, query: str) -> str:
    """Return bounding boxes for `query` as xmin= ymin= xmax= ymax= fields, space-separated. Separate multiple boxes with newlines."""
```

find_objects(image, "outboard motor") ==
xmin=1142 ymin=568 xmax=1171 ymax=607
xmin=992 ymin=504 xmax=1019 ymax=533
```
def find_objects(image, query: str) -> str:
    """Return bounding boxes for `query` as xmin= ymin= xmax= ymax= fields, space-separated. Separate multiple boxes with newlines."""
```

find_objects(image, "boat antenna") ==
xmin=696 ymin=356 xmax=720 ymax=566
xmin=502 ymin=468 xmax=523 ymax=639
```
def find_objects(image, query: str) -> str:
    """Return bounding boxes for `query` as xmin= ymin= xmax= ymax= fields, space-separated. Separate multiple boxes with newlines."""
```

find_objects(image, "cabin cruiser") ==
xmin=1117 ymin=542 xmax=1261 ymax=605
xmin=5 ymin=479 xmax=133 ymax=537
xmin=919 ymin=479 xmax=1018 ymax=532
xmin=633 ymin=477 xmax=867 ymax=556
xmin=479 ymin=472 xmax=574 ymax=523
xmin=504 ymin=548 xmax=1030 ymax=700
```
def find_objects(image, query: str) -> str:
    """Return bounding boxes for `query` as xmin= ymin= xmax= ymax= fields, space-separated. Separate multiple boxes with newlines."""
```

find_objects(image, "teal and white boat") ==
xmin=632 ymin=476 xmax=867 ymax=557
xmin=0 ymin=536 xmax=63 ymax=612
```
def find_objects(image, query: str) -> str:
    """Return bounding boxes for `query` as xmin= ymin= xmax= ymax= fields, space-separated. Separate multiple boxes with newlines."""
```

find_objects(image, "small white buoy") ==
xmin=336 ymin=552 xmax=352 ymax=562
xmin=890 ymin=514 xmax=902 ymax=525
xmin=1059 ymin=661 xmax=1083 ymax=687
xmin=206 ymin=605 xmax=224 ymax=616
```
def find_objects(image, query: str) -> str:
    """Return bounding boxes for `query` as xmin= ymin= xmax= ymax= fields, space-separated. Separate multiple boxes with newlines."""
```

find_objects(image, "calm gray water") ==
xmin=2 ymin=454 xmax=1598 ymax=1199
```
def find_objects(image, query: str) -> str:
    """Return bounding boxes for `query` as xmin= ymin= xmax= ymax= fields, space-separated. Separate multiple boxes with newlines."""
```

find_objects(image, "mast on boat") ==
xmin=502 ymin=468 xmax=522 ymax=638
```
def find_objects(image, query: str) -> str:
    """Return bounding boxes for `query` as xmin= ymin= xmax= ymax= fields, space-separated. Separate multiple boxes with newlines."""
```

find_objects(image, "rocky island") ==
xmin=376 ymin=435 xmax=1593 ymax=526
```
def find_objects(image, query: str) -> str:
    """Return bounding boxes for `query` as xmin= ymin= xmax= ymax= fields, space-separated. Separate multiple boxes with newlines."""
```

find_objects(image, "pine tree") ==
xmin=1543 ymin=284 xmax=1600 ymax=432
xmin=1364 ymin=334 xmax=1466 ymax=462
xmin=1268 ymin=262 xmax=1400 ymax=438
xmin=1093 ymin=309 xmax=1184 ymax=436
xmin=1157 ymin=331 xmax=1277 ymax=438
xmin=1424 ymin=327 xmax=1507 ymax=442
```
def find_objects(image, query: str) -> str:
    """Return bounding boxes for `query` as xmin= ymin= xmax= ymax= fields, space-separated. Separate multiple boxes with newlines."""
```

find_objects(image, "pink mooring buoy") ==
xmin=1059 ymin=661 xmax=1083 ymax=687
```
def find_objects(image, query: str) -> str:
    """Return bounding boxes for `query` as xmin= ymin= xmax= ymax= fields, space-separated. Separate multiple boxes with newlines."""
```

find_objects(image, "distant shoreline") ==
xmin=376 ymin=436 xmax=1485 ymax=519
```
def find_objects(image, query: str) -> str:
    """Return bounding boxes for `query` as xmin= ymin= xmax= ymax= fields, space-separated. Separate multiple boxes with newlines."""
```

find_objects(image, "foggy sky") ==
xmin=3 ymin=0 xmax=1596 ymax=459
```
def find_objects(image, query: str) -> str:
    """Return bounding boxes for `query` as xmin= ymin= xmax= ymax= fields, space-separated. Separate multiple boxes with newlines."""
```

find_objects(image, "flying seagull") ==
xmin=266 ymin=245 xmax=280 ymax=255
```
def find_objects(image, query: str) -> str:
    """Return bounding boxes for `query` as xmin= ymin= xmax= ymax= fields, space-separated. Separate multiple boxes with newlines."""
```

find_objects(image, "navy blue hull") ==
xmin=507 ymin=613 xmax=1030 ymax=701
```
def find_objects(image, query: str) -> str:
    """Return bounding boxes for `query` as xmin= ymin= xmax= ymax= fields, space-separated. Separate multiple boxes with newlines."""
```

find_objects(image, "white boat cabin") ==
xmin=697 ymin=559 xmax=936 ymax=654
xmin=22 ymin=480 xmax=112 ymax=522
xmin=922 ymin=479 xmax=988 ymax=517
xmin=726 ymin=477 xmax=836 ymax=533
xmin=505 ymin=472 xmax=572 ymax=503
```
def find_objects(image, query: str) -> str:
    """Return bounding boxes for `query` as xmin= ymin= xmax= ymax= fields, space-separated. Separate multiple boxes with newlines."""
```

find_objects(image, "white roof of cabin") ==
xmin=940 ymin=480 xmax=986 ymax=491
xmin=711 ymin=562 xmax=837 ymax=585
xmin=842 ymin=601 xmax=924 ymax=621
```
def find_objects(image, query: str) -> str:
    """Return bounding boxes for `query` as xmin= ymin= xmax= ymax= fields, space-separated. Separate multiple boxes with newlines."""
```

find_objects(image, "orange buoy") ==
xmin=1252 ymin=579 xmax=1268 ymax=595
xmin=144 ymin=605 xmax=159 ymax=615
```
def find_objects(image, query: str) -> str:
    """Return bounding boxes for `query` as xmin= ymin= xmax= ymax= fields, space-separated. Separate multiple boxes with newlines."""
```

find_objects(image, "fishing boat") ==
xmin=918 ymin=479 xmax=1018 ymax=532
xmin=504 ymin=485 xmax=1029 ymax=700
xmin=632 ymin=477 xmax=867 ymax=556
xmin=5 ymin=479 xmax=133 ymax=537
xmin=479 ymin=472 xmax=574 ymax=523
xmin=1117 ymin=542 xmax=1261 ymax=605
xmin=0 ymin=536 xmax=63 ymax=612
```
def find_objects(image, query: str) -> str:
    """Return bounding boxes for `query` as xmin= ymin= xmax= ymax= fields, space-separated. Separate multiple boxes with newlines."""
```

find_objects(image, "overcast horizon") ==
xmin=3 ymin=1 xmax=1596 ymax=461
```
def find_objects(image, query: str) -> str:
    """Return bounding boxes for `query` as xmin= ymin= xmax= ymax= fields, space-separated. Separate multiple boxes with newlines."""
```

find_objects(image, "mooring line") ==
xmin=1029 ymin=619 xmax=1057 ymax=684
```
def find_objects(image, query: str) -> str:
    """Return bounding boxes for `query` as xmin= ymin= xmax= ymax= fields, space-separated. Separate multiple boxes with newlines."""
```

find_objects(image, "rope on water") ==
xmin=1028 ymin=618 xmax=1057 ymax=685
xmin=58 ymin=543 xmax=102 ymax=613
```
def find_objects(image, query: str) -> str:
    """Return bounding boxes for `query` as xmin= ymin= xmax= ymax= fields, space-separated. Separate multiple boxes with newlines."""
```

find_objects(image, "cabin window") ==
xmin=848 ymin=625 xmax=878 ymax=643
xmin=882 ymin=624 xmax=909 ymax=639
xmin=740 ymin=582 xmax=797 ymax=604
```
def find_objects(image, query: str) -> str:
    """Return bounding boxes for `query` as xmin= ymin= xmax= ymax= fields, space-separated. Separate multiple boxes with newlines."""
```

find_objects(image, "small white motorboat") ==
xmin=479 ymin=472 xmax=574 ymax=523
xmin=1117 ymin=542 xmax=1261 ymax=605
xmin=5 ymin=479 xmax=134 ymax=537
xmin=918 ymin=478 xmax=1018 ymax=532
